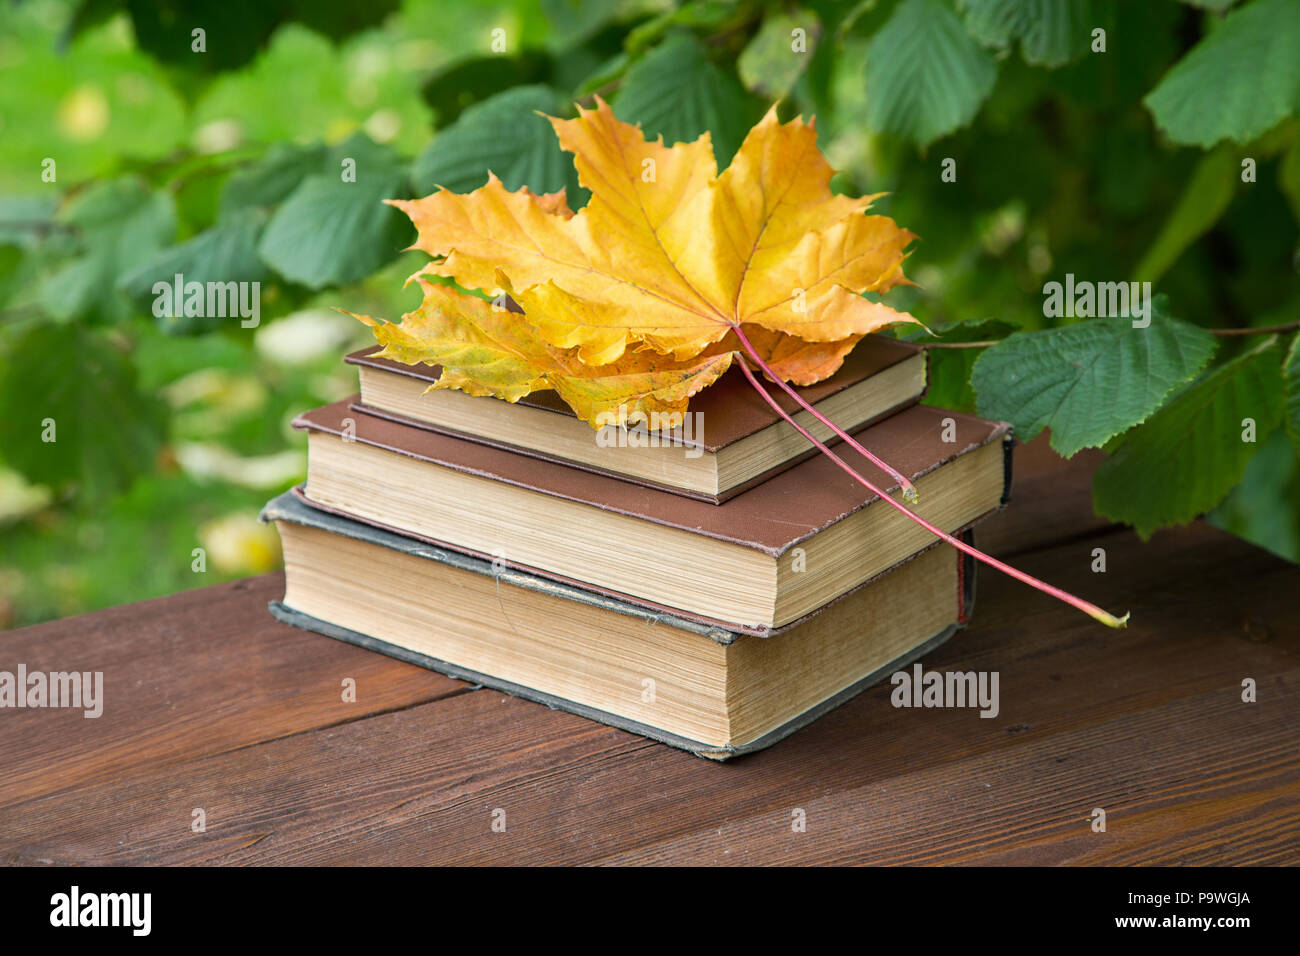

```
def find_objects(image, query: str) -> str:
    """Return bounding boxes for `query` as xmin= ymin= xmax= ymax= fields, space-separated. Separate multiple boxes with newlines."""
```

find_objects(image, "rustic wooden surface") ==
xmin=2 ymin=435 xmax=1297 ymax=865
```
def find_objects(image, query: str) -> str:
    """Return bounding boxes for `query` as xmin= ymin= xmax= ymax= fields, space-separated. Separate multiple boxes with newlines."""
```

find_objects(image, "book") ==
xmin=345 ymin=334 xmax=927 ymax=502
xmin=293 ymin=399 xmax=1012 ymax=633
xmin=263 ymin=488 xmax=977 ymax=759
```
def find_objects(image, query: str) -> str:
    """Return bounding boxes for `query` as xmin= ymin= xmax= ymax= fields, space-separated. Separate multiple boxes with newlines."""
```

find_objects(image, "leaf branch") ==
xmin=1209 ymin=320 xmax=1300 ymax=337
xmin=919 ymin=339 xmax=1001 ymax=349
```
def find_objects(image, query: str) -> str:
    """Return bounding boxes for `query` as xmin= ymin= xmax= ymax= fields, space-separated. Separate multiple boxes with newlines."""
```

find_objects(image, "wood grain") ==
xmin=973 ymin=433 xmax=1113 ymax=557
xmin=0 ymin=575 xmax=464 ymax=810
xmin=1 ymin=434 xmax=1296 ymax=865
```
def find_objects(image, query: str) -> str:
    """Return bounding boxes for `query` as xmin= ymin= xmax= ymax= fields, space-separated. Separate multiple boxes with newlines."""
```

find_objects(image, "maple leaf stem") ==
xmin=734 ymin=358 xmax=1130 ymax=630
xmin=730 ymin=324 xmax=920 ymax=502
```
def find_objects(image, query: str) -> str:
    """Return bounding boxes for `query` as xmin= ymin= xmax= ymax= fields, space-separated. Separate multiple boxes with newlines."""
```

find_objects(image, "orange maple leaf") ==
xmin=351 ymin=278 xmax=735 ymax=428
xmin=350 ymin=279 xmax=866 ymax=427
xmin=389 ymin=98 xmax=916 ymax=368
xmin=378 ymin=99 xmax=917 ymax=490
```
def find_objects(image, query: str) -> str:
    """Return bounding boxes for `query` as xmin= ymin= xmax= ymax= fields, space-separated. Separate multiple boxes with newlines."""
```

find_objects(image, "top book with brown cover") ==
xmin=346 ymin=334 xmax=927 ymax=503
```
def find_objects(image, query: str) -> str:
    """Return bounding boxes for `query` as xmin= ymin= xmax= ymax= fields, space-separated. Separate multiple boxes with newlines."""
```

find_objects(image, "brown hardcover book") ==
xmin=345 ymin=334 xmax=927 ymax=502
xmin=264 ymin=488 xmax=977 ymax=759
xmin=293 ymin=399 xmax=1012 ymax=633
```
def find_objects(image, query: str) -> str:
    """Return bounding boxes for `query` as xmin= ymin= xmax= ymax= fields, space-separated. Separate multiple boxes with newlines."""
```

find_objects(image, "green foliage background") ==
xmin=1 ymin=0 xmax=1298 ymax=629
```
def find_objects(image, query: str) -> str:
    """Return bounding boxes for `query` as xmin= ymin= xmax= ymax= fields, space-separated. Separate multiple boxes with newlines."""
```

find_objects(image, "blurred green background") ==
xmin=1 ymin=0 xmax=1298 ymax=629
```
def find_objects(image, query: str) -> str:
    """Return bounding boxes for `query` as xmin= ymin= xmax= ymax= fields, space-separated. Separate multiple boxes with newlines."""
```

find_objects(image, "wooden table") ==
xmin=2 ymin=436 xmax=1297 ymax=865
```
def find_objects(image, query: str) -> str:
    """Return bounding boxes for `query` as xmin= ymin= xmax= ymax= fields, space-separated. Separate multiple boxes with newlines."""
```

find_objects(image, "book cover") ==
xmin=345 ymin=333 xmax=925 ymax=453
xmin=293 ymin=398 xmax=1013 ymax=558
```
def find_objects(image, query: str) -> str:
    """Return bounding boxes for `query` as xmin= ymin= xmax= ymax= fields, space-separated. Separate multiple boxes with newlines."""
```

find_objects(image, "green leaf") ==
xmin=419 ymin=51 xmax=553 ymax=127
xmin=1133 ymin=145 xmax=1238 ymax=281
xmin=961 ymin=0 xmax=1095 ymax=68
xmin=865 ymin=0 xmax=999 ymax=147
xmin=613 ymin=33 xmax=765 ymax=166
xmin=1093 ymin=337 xmax=1285 ymax=537
xmin=257 ymin=134 xmax=411 ymax=289
xmin=1208 ymin=427 xmax=1300 ymax=562
xmin=625 ymin=1 xmax=743 ymax=56
xmin=835 ymin=0 xmax=887 ymax=42
xmin=1144 ymin=0 xmax=1300 ymax=148
xmin=540 ymin=0 xmax=636 ymax=43
xmin=39 ymin=176 xmax=175 ymax=323
xmin=116 ymin=208 xmax=269 ymax=334
xmin=1280 ymin=135 xmax=1300 ymax=225
xmin=0 ymin=323 xmax=167 ymax=501
xmin=0 ymin=195 xmax=58 ymax=245
xmin=218 ymin=142 xmax=328 ymax=220
xmin=971 ymin=311 xmax=1219 ymax=457
xmin=900 ymin=319 xmax=1017 ymax=413
xmin=1177 ymin=0 xmax=1240 ymax=10
xmin=74 ymin=0 xmax=400 ymax=73
xmin=1284 ymin=330 xmax=1300 ymax=455
xmin=738 ymin=10 xmax=823 ymax=99
xmin=411 ymin=85 xmax=582 ymax=201
xmin=575 ymin=51 xmax=631 ymax=98
xmin=0 ymin=246 xmax=24 ymax=307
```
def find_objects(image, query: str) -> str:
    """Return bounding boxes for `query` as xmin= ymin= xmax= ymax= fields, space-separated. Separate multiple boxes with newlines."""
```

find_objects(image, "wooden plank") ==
xmin=0 ymin=694 xmax=655 ymax=865
xmin=4 ymin=518 xmax=1295 ymax=865
xmin=596 ymin=682 xmax=1300 ymax=865
xmin=974 ymin=434 xmax=1113 ymax=558
xmin=0 ymin=574 xmax=465 ymax=809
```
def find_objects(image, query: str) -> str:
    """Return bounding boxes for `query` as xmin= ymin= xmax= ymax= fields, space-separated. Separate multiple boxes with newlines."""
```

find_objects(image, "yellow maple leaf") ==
xmin=702 ymin=326 xmax=863 ymax=387
xmin=351 ymin=278 xmax=869 ymax=427
xmin=351 ymin=278 xmax=735 ymax=427
xmin=518 ymin=185 xmax=574 ymax=220
xmin=389 ymin=98 xmax=916 ymax=367
xmin=375 ymin=100 xmax=919 ymax=490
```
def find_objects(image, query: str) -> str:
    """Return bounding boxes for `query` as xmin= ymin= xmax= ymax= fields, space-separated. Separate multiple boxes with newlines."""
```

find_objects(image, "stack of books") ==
xmin=262 ymin=336 xmax=1013 ymax=759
